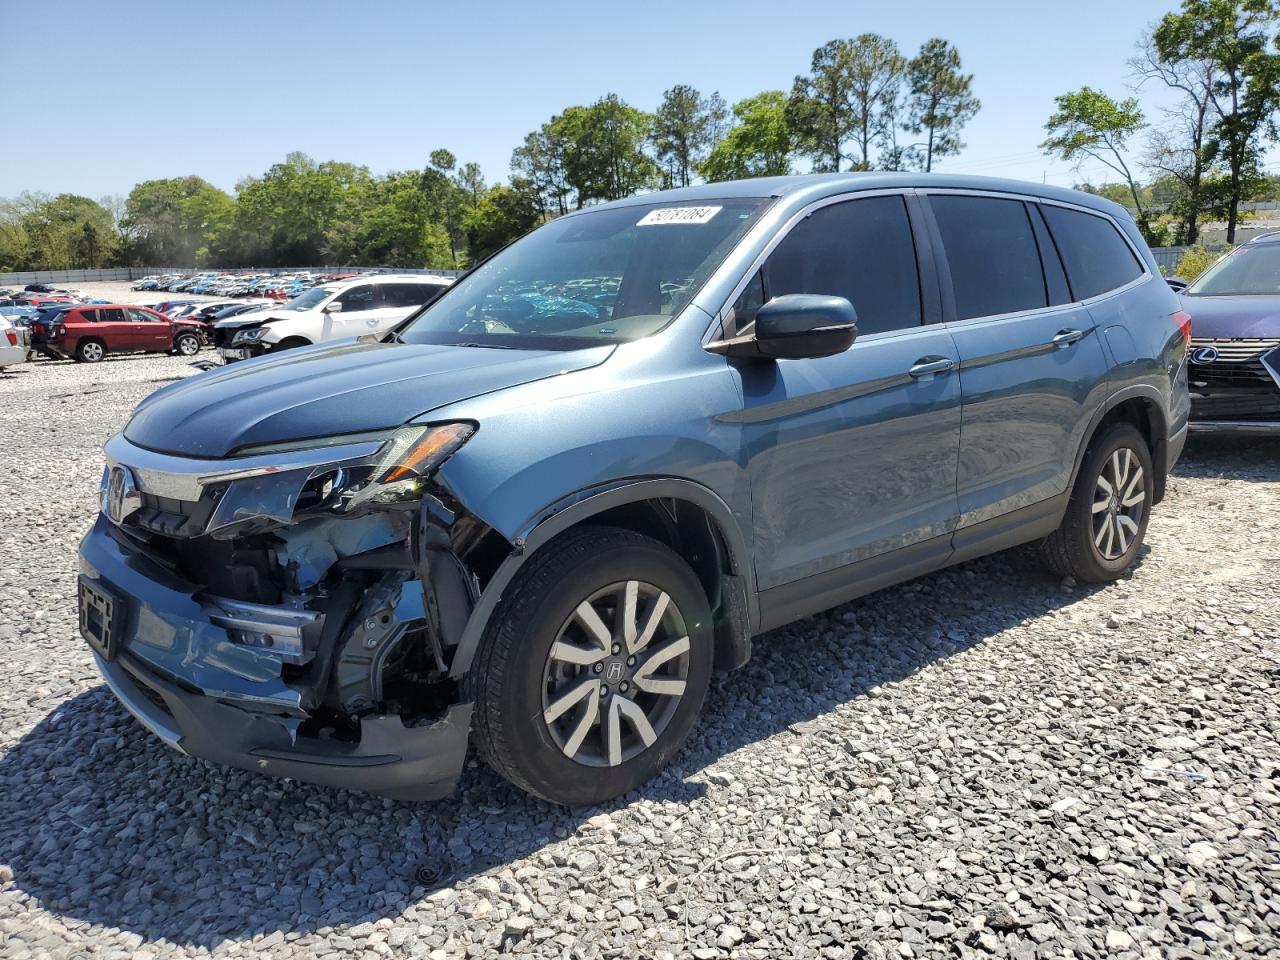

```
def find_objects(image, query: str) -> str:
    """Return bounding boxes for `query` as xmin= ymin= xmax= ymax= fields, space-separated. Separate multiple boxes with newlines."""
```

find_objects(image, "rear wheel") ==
xmin=468 ymin=527 xmax=713 ymax=806
xmin=173 ymin=332 xmax=200 ymax=356
xmin=75 ymin=339 xmax=105 ymax=363
xmin=1041 ymin=422 xmax=1153 ymax=583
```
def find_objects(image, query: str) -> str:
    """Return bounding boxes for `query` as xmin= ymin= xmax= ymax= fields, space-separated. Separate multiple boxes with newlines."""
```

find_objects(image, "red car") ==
xmin=43 ymin=304 xmax=204 ymax=363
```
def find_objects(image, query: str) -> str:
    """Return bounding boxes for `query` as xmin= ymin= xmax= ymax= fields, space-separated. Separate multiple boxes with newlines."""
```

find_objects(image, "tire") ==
xmin=74 ymin=339 xmax=105 ymax=363
xmin=468 ymin=526 xmax=714 ymax=806
xmin=173 ymin=332 xmax=200 ymax=356
xmin=1040 ymin=422 xmax=1154 ymax=583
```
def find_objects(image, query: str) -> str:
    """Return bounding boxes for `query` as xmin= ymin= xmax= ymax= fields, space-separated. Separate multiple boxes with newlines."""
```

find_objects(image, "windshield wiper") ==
xmin=455 ymin=341 xmax=516 ymax=349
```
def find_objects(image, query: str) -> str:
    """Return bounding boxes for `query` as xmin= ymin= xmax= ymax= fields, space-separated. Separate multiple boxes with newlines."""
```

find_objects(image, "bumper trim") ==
xmin=93 ymin=648 xmax=473 ymax=801
xmin=93 ymin=651 xmax=186 ymax=753
xmin=1188 ymin=419 xmax=1280 ymax=435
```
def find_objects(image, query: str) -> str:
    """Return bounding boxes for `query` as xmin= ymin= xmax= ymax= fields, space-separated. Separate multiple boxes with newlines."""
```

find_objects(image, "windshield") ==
xmin=399 ymin=198 xmax=768 ymax=349
xmin=280 ymin=285 xmax=338 ymax=311
xmin=1185 ymin=244 xmax=1280 ymax=296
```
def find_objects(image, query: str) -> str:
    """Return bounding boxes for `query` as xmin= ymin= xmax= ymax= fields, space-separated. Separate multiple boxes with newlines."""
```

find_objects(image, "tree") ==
xmin=9 ymin=194 xmax=117 ymax=269
xmin=1154 ymin=0 xmax=1280 ymax=243
xmin=123 ymin=176 xmax=235 ymax=265
xmin=1133 ymin=34 xmax=1223 ymax=244
xmin=651 ymin=84 xmax=729 ymax=188
xmin=1042 ymin=88 xmax=1152 ymax=239
xmin=904 ymin=39 xmax=981 ymax=172
xmin=228 ymin=154 xmax=367 ymax=265
xmin=512 ymin=120 xmax=574 ymax=217
xmin=463 ymin=180 xmax=542 ymax=261
xmin=560 ymin=95 xmax=658 ymax=205
xmin=786 ymin=35 xmax=905 ymax=172
xmin=420 ymin=149 xmax=469 ymax=267
xmin=700 ymin=91 xmax=798 ymax=181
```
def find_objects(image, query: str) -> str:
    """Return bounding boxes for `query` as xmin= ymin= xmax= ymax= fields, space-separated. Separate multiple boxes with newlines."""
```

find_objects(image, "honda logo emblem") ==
xmin=104 ymin=464 xmax=142 ymax=526
xmin=605 ymin=661 xmax=624 ymax=683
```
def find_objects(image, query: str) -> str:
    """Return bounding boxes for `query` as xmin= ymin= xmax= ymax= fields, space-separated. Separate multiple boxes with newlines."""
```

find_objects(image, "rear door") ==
xmin=92 ymin=307 xmax=135 ymax=350
xmin=381 ymin=282 xmax=446 ymax=328
xmin=925 ymin=191 xmax=1111 ymax=540
xmin=731 ymin=193 xmax=963 ymax=609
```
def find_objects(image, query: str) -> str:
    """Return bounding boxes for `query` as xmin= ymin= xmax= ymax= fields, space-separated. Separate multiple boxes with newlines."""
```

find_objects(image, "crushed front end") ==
xmin=78 ymin=424 xmax=498 ymax=800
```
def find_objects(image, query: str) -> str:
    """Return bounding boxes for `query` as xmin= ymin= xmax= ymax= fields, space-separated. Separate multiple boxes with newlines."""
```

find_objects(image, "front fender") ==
xmin=444 ymin=476 xmax=756 ymax=679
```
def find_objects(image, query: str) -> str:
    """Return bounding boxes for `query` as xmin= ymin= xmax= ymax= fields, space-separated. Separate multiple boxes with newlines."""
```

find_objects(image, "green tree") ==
xmin=228 ymin=153 xmax=367 ymax=265
xmin=1042 ymin=87 xmax=1152 ymax=239
xmin=1154 ymin=0 xmax=1280 ymax=243
xmin=651 ymin=84 xmax=728 ymax=188
xmin=14 ymin=194 xmax=117 ymax=269
xmin=787 ymin=35 xmax=905 ymax=171
xmin=512 ymin=120 xmax=574 ymax=216
xmin=123 ymin=176 xmax=234 ymax=265
xmin=463 ymin=180 xmax=542 ymax=261
xmin=904 ymin=39 xmax=980 ymax=172
xmin=420 ymin=149 xmax=469 ymax=267
xmin=561 ymin=95 xmax=658 ymax=205
xmin=700 ymin=91 xmax=798 ymax=181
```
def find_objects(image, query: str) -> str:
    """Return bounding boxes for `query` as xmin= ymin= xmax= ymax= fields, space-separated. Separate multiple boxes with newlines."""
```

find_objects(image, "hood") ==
xmin=1179 ymin=294 xmax=1280 ymax=340
xmin=213 ymin=313 xmax=274 ymax=331
xmin=124 ymin=339 xmax=615 ymax=458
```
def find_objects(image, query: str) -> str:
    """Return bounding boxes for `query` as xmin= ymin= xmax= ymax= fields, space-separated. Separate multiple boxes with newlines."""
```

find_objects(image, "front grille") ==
xmin=1188 ymin=339 xmax=1280 ymax=421
xmin=130 ymin=491 xmax=217 ymax=538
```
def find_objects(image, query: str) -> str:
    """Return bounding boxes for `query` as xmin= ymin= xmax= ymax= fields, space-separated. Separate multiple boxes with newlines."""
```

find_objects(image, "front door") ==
xmin=728 ymin=194 xmax=962 ymax=602
xmin=127 ymin=308 xmax=172 ymax=350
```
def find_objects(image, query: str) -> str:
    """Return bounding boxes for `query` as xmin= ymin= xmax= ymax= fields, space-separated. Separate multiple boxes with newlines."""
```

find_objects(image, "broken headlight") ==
xmin=206 ymin=423 xmax=474 ymax=536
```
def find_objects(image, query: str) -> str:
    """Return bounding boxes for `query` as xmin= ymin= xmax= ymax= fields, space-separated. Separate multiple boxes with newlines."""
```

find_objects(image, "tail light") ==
xmin=1173 ymin=310 xmax=1192 ymax=346
xmin=4 ymin=330 xmax=15 ymax=346
xmin=54 ymin=324 xmax=67 ymax=336
xmin=32 ymin=322 xmax=45 ymax=335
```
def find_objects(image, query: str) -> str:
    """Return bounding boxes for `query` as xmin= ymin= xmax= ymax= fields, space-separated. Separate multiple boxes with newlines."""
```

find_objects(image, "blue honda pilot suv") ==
xmin=80 ymin=174 xmax=1190 ymax=805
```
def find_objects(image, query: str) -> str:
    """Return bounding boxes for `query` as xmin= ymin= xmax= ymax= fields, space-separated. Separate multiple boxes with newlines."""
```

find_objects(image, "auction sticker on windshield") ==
xmin=637 ymin=206 xmax=722 ymax=226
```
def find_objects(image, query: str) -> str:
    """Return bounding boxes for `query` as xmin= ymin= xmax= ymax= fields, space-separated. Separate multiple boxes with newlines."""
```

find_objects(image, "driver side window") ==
xmin=722 ymin=194 xmax=923 ymax=339
xmin=336 ymin=285 xmax=378 ymax=312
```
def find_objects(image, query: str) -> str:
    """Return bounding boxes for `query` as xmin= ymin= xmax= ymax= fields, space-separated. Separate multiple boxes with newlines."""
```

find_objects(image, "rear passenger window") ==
xmin=764 ymin=195 xmax=921 ymax=336
xmin=383 ymin=283 xmax=443 ymax=308
xmin=1040 ymin=205 xmax=1144 ymax=300
xmin=96 ymin=308 xmax=126 ymax=323
xmin=930 ymin=195 xmax=1046 ymax=320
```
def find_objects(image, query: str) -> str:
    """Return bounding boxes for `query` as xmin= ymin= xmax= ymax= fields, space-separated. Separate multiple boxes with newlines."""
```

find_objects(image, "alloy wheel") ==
xmin=81 ymin=342 xmax=104 ymax=362
xmin=541 ymin=580 xmax=690 ymax=768
xmin=1091 ymin=446 xmax=1145 ymax=560
xmin=177 ymin=336 xmax=199 ymax=356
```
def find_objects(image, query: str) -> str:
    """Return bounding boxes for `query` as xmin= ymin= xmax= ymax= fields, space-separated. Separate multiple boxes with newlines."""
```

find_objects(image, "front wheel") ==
xmin=173 ymin=332 xmax=200 ymax=356
xmin=1041 ymin=422 xmax=1154 ymax=583
xmin=468 ymin=527 xmax=713 ymax=806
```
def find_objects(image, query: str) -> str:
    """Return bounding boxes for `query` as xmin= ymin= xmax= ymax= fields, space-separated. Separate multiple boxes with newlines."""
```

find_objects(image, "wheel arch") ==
xmin=448 ymin=478 xmax=757 ymax=680
xmin=1072 ymin=386 xmax=1170 ymax=504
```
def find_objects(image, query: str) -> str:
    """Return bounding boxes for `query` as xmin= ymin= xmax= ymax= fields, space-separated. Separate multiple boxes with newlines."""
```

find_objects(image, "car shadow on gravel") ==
xmin=0 ymin=550 xmax=1112 ymax=948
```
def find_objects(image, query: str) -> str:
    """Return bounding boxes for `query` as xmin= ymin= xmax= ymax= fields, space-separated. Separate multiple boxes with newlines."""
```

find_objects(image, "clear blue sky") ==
xmin=7 ymin=0 xmax=1191 ymax=200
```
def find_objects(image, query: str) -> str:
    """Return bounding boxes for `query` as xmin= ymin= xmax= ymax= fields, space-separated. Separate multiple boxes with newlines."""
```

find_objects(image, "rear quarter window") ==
xmin=1040 ymin=205 xmax=1144 ymax=301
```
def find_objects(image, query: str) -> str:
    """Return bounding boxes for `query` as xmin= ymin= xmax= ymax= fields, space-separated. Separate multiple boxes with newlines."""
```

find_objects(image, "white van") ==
xmin=215 ymin=274 xmax=454 ymax=361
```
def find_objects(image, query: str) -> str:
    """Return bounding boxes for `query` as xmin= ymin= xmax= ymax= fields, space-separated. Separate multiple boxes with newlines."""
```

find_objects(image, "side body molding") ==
xmin=447 ymin=477 xmax=756 ymax=679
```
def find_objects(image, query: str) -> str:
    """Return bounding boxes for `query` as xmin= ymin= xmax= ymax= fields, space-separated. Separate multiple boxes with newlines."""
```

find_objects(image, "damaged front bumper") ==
xmin=78 ymin=428 xmax=498 ymax=801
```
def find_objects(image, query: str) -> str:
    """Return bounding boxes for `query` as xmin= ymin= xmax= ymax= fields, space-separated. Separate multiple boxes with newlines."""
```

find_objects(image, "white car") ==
xmin=218 ymin=274 xmax=454 ymax=361
xmin=0 ymin=316 xmax=28 ymax=370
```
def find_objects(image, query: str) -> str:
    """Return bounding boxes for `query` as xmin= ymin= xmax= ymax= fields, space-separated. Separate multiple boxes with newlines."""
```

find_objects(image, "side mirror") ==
xmin=323 ymin=301 xmax=344 ymax=313
xmin=707 ymin=294 xmax=858 ymax=360
xmin=1165 ymin=276 xmax=1188 ymax=293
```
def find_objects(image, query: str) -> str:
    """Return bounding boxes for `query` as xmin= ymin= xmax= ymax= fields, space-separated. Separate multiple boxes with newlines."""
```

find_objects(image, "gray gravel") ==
xmin=1 ymin=353 xmax=1278 ymax=959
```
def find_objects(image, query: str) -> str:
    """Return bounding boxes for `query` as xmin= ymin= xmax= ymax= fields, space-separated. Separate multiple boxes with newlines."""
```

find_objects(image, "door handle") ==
xmin=1051 ymin=328 xmax=1085 ymax=348
xmin=908 ymin=356 xmax=955 ymax=379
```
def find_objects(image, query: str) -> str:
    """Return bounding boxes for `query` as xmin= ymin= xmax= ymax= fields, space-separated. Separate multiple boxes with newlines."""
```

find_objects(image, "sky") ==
xmin=5 ymin=0 xmax=1200 ymax=201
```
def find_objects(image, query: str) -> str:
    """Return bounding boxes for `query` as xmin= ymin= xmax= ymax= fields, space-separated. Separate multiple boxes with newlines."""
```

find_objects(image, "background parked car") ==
xmin=1176 ymin=232 xmax=1280 ymax=434
xmin=43 ymin=304 xmax=204 ymax=362
xmin=0 ymin=315 xmax=27 ymax=370
xmin=217 ymin=274 xmax=453 ymax=360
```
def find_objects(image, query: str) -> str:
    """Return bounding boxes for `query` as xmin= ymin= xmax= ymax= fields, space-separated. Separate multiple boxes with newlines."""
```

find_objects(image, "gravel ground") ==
xmin=0 ymin=354 xmax=1277 ymax=960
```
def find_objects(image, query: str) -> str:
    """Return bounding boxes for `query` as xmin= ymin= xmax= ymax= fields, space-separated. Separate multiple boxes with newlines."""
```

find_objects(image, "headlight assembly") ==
xmin=205 ymin=423 xmax=475 ymax=537
xmin=232 ymin=327 xmax=267 ymax=344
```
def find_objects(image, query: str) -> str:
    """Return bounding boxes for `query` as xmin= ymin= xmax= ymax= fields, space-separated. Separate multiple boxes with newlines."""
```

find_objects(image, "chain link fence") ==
xmin=0 ymin=265 xmax=463 ymax=286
